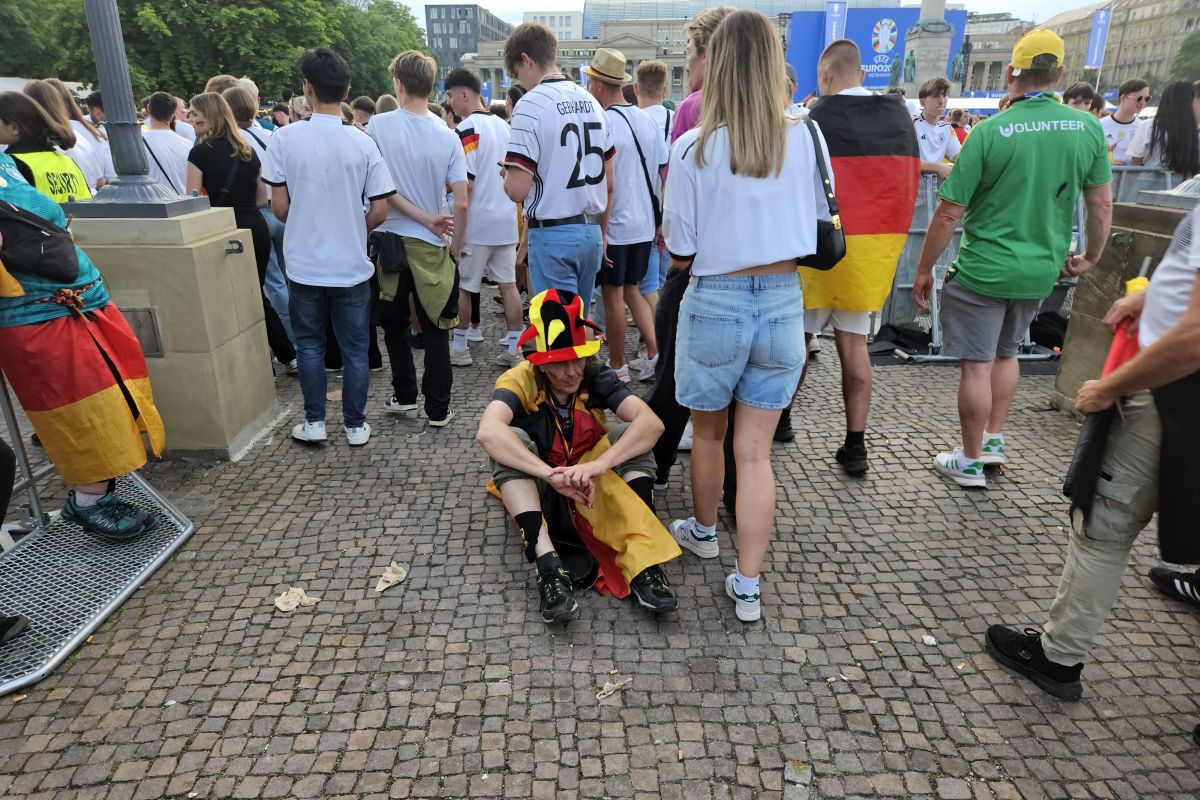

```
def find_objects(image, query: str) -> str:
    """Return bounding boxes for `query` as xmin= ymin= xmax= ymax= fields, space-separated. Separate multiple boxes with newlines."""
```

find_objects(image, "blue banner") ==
xmin=1085 ymin=8 xmax=1111 ymax=71
xmin=481 ymin=81 xmax=491 ymax=105
xmin=824 ymin=2 xmax=848 ymax=47
xmin=579 ymin=61 xmax=588 ymax=88
xmin=787 ymin=8 xmax=968 ymax=97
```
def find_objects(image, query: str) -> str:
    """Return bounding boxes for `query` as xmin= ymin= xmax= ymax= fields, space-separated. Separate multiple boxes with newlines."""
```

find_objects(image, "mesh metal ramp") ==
xmin=0 ymin=472 xmax=194 ymax=696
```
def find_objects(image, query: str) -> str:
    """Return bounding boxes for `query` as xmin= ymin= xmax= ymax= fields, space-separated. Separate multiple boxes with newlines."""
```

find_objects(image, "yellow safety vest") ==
xmin=11 ymin=150 xmax=93 ymax=203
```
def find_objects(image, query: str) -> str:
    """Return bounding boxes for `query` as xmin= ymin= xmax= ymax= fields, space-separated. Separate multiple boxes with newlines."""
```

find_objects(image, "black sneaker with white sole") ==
xmin=629 ymin=565 xmax=678 ymax=613
xmin=985 ymin=624 xmax=1083 ymax=700
xmin=536 ymin=565 xmax=578 ymax=624
xmin=1149 ymin=566 xmax=1200 ymax=609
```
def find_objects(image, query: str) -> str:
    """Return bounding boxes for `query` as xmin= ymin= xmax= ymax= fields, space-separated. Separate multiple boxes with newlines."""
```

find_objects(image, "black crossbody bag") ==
xmin=796 ymin=117 xmax=845 ymax=271
xmin=610 ymin=107 xmax=662 ymax=227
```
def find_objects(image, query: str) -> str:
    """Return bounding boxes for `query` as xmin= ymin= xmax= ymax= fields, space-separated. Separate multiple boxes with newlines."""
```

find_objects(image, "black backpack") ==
xmin=0 ymin=200 xmax=79 ymax=284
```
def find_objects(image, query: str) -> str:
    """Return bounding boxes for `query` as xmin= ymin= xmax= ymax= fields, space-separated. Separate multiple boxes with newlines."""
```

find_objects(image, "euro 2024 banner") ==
xmin=787 ymin=8 xmax=968 ymax=98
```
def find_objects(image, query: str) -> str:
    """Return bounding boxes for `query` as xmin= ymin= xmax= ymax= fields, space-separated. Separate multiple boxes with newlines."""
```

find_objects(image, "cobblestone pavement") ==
xmin=1 ymin=303 xmax=1198 ymax=800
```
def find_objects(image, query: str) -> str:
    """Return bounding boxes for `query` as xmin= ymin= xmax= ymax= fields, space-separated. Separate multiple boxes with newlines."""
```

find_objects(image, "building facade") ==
xmin=1046 ymin=0 xmax=1200 ymax=91
xmin=463 ymin=16 xmax=788 ymax=103
xmin=579 ymin=0 xmax=892 ymax=39
xmin=425 ymin=4 xmax=513 ymax=78
xmin=523 ymin=11 xmax=584 ymax=40
xmin=961 ymin=12 xmax=1035 ymax=93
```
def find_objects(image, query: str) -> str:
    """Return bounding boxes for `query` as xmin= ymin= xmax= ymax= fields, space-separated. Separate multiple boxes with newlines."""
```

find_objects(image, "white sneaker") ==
xmin=807 ymin=337 xmax=822 ymax=356
xmin=725 ymin=573 xmax=761 ymax=622
xmin=981 ymin=433 xmax=1008 ymax=465
xmin=670 ymin=517 xmax=719 ymax=559
xmin=284 ymin=359 xmax=298 ymax=375
xmin=635 ymin=356 xmax=657 ymax=382
xmin=384 ymin=397 xmax=419 ymax=416
xmin=292 ymin=420 xmax=327 ymax=444
xmin=933 ymin=447 xmax=986 ymax=488
xmin=678 ymin=421 xmax=694 ymax=451
xmin=450 ymin=348 xmax=473 ymax=367
xmin=429 ymin=409 xmax=455 ymax=428
xmin=498 ymin=331 xmax=517 ymax=346
xmin=466 ymin=327 xmax=484 ymax=343
xmin=495 ymin=350 xmax=522 ymax=368
xmin=612 ymin=364 xmax=631 ymax=383
xmin=346 ymin=422 xmax=371 ymax=447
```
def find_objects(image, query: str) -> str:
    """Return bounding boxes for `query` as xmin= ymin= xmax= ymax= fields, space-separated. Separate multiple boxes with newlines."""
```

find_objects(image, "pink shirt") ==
xmin=671 ymin=91 xmax=702 ymax=145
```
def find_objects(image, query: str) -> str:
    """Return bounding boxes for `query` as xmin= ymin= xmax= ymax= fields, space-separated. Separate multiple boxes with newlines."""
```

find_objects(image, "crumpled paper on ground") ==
xmin=375 ymin=562 xmax=409 ymax=593
xmin=596 ymin=676 xmax=632 ymax=699
xmin=274 ymin=586 xmax=320 ymax=612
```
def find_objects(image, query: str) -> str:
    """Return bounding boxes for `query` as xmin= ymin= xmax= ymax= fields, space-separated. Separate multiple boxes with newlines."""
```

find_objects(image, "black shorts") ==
xmin=598 ymin=241 xmax=652 ymax=287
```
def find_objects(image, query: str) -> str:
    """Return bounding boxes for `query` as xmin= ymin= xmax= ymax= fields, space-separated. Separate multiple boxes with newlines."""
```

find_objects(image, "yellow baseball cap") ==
xmin=1011 ymin=28 xmax=1065 ymax=75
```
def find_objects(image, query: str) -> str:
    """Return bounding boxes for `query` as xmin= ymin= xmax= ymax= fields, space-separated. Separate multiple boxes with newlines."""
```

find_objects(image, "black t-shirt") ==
xmin=187 ymin=137 xmax=261 ymax=213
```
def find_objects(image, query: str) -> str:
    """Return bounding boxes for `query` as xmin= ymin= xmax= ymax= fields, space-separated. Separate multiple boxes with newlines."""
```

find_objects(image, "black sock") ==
xmin=470 ymin=292 xmax=481 ymax=325
xmin=534 ymin=550 xmax=563 ymax=575
xmin=515 ymin=511 xmax=545 ymax=563
xmin=627 ymin=476 xmax=655 ymax=515
xmin=844 ymin=430 xmax=865 ymax=449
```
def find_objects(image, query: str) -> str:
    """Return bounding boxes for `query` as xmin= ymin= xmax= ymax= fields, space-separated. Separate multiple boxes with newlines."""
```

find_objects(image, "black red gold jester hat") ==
xmin=517 ymin=289 xmax=603 ymax=365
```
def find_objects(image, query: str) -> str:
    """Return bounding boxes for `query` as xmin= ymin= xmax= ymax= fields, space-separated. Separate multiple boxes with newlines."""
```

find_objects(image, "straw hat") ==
xmin=582 ymin=48 xmax=631 ymax=85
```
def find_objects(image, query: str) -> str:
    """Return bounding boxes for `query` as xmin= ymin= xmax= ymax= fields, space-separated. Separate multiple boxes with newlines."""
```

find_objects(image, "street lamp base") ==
xmin=65 ymin=176 xmax=211 ymax=219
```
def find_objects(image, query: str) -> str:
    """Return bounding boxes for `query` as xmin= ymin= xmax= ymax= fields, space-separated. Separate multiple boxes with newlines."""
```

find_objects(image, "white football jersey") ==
xmin=914 ymin=117 xmax=960 ymax=164
xmin=457 ymin=111 xmax=518 ymax=246
xmin=504 ymin=76 xmax=614 ymax=221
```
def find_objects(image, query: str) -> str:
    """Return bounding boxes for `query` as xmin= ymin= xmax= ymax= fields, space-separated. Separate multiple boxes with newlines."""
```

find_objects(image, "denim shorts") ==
xmin=639 ymin=246 xmax=671 ymax=295
xmin=527 ymin=223 xmax=602 ymax=317
xmin=675 ymin=272 xmax=806 ymax=411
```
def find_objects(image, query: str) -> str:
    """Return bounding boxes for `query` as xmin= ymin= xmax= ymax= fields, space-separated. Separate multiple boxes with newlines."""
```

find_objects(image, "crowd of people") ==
xmin=0 ymin=6 xmax=1198 ymax=747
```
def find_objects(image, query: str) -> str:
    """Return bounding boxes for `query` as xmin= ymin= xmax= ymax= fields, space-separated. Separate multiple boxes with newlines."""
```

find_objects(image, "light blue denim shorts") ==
xmin=674 ymin=272 xmax=806 ymax=411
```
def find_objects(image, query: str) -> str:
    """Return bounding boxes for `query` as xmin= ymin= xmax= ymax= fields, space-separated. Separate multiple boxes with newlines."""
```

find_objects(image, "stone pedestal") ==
xmin=1052 ymin=203 xmax=1186 ymax=413
xmin=901 ymin=25 xmax=954 ymax=98
xmin=72 ymin=208 xmax=280 ymax=458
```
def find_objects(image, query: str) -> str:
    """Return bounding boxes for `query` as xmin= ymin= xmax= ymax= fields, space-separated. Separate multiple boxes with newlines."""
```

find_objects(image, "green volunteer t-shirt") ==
xmin=939 ymin=94 xmax=1111 ymax=300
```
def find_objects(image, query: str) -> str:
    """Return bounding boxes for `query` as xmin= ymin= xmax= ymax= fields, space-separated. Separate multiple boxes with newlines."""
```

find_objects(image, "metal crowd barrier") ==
xmin=0 ymin=371 xmax=194 ymax=696
xmin=879 ymin=167 xmax=1179 ymax=363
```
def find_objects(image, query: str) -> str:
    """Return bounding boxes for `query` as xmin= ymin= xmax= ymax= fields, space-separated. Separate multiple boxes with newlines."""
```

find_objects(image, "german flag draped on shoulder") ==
xmin=801 ymin=94 xmax=920 ymax=312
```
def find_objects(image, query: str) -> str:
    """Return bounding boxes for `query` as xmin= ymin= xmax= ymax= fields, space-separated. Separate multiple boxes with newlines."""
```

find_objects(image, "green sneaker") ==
xmin=981 ymin=434 xmax=1007 ymax=465
xmin=933 ymin=447 xmax=986 ymax=488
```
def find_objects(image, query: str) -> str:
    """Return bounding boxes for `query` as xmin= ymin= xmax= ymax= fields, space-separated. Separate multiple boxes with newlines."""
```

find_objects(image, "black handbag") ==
xmin=796 ymin=117 xmax=846 ymax=271
xmin=0 ymin=200 xmax=79 ymax=283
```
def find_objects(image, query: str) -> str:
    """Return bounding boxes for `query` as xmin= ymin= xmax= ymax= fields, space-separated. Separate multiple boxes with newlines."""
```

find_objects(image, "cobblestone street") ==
xmin=1 ymin=311 xmax=1198 ymax=800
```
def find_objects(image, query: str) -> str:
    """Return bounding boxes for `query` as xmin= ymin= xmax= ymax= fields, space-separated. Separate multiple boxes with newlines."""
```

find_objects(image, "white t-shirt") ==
xmin=1141 ymin=206 xmax=1200 ymax=349
xmin=369 ymin=108 xmax=467 ymax=247
xmin=664 ymin=117 xmax=832 ymax=276
xmin=604 ymin=104 xmax=668 ymax=246
xmin=261 ymin=112 xmax=395 ymax=287
xmin=456 ymin=111 xmax=518 ymax=246
xmin=504 ymin=76 xmax=614 ymax=221
xmin=175 ymin=119 xmax=198 ymax=144
xmin=914 ymin=117 xmax=960 ymax=164
xmin=1124 ymin=120 xmax=1183 ymax=170
xmin=1101 ymin=114 xmax=1144 ymax=165
xmin=240 ymin=124 xmax=271 ymax=162
xmin=642 ymin=104 xmax=673 ymax=144
xmin=141 ymin=128 xmax=192 ymax=195
xmin=65 ymin=121 xmax=104 ymax=190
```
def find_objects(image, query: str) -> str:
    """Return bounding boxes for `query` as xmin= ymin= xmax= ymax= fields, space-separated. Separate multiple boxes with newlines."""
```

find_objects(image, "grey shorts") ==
xmin=939 ymin=278 xmax=1041 ymax=361
xmin=490 ymin=422 xmax=657 ymax=488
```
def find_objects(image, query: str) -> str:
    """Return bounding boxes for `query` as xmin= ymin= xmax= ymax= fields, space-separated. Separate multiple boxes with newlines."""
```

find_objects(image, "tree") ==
xmin=334 ymin=0 xmax=429 ymax=101
xmin=0 ymin=0 xmax=67 ymax=77
xmin=1169 ymin=30 xmax=1200 ymax=83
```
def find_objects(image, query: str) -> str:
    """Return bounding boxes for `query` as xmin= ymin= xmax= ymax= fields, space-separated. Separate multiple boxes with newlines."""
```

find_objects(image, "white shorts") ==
xmin=459 ymin=244 xmax=517 ymax=292
xmin=804 ymin=308 xmax=871 ymax=337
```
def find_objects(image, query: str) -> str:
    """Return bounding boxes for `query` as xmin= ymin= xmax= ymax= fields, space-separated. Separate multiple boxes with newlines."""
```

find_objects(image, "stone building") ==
xmin=1046 ymin=0 xmax=1200 ymax=91
xmin=962 ymin=12 xmax=1035 ymax=93
xmin=425 ymin=4 xmax=513 ymax=79
xmin=523 ymin=11 xmax=584 ymax=40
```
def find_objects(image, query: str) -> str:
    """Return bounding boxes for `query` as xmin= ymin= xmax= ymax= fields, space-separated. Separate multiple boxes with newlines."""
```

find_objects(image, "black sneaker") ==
xmin=1149 ymin=567 xmax=1200 ymax=609
xmin=630 ymin=565 xmax=678 ymax=613
xmin=985 ymin=625 xmax=1083 ymax=701
xmin=0 ymin=615 xmax=29 ymax=646
xmin=410 ymin=332 xmax=425 ymax=350
xmin=536 ymin=566 xmax=578 ymax=624
xmin=836 ymin=443 xmax=869 ymax=476
xmin=773 ymin=410 xmax=795 ymax=443
xmin=62 ymin=492 xmax=151 ymax=541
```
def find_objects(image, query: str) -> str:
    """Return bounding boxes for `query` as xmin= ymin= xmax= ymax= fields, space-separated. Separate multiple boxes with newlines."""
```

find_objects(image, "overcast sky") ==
xmin=397 ymin=0 xmax=1097 ymax=30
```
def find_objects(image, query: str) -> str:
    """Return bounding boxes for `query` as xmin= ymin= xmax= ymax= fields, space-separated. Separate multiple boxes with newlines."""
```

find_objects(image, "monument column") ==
xmin=901 ymin=0 xmax=956 ymax=98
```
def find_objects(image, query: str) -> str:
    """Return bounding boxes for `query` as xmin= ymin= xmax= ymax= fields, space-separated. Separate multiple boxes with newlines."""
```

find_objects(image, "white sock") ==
xmin=733 ymin=564 xmax=760 ymax=598
xmin=984 ymin=430 xmax=1004 ymax=442
xmin=691 ymin=517 xmax=715 ymax=536
xmin=74 ymin=490 xmax=106 ymax=508
xmin=507 ymin=330 xmax=523 ymax=355
xmin=452 ymin=330 xmax=467 ymax=351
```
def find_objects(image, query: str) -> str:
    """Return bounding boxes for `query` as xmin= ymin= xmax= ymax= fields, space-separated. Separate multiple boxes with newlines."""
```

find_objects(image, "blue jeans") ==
xmin=527 ymin=223 xmax=602 ymax=317
xmin=675 ymin=272 xmax=806 ymax=411
xmin=288 ymin=279 xmax=371 ymax=427
xmin=261 ymin=207 xmax=294 ymax=344
xmin=639 ymin=245 xmax=670 ymax=295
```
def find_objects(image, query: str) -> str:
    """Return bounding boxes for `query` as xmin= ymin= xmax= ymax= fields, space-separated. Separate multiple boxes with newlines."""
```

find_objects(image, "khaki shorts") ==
xmin=804 ymin=307 xmax=871 ymax=336
xmin=459 ymin=244 xmax=517 ymax=292
xmin=939 ymin=278 xmax=1041 ymax=361
xmin=491 ymin=422 xmax=656 ymax=488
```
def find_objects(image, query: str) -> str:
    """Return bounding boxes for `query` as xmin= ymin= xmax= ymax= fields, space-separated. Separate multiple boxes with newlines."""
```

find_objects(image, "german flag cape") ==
xmin=801 ymin=95 xmax=919 ymax=312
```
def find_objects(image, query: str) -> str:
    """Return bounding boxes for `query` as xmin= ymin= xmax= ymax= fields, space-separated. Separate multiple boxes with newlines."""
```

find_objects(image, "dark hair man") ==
xmin=140 ymin=91 xmax=191 ymax=195
xmin=350 ymin=95 xmax=376 ymax=127
xmin=797 ymin=38 xmax=919 ymax=476
xmin=500 ymin=23 xmax=614 ymax=317
xmin=1102 ymin=78 xmax=1149 ymax=164
xmin=85 ymin=91 xmax=104 ymax=124
xmin=261 ymin=47 xmax=396 ymax=448
xmin=913 ymin=28 xmax=1113 ymax=489
xmin=1062 ymin=82 xmax=1097 ymax=112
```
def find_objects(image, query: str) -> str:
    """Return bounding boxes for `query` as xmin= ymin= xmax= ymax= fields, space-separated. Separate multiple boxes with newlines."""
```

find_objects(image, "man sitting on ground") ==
xmin=476 ymin=289 xmax=681 ymax=624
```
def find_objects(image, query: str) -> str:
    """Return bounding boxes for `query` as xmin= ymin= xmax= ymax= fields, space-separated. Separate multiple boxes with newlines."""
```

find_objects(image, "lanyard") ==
xmin=549 ymin=393 xmax=577 ymax=463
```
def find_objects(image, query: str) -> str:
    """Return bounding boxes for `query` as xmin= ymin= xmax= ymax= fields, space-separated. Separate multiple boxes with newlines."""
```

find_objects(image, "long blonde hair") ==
xmin=695 ymin=10 xmax=789 ymax=178
xmin=189 ymin=92 xmax=252 ymax=161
